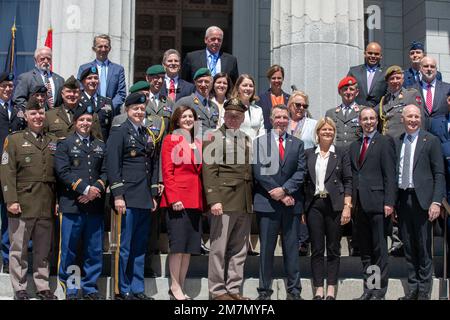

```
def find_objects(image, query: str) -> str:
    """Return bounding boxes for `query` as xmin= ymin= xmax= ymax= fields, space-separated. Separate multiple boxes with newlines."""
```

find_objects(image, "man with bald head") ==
xmin=414 ymin=56 xmax=450 ymax=130
xmin=181 ymin=26 xmax=239 ymax=84
xmin=394 ymin=104 xmax=445 ymax=300
xmin=348 ymin=42 xmax=387 ymax=108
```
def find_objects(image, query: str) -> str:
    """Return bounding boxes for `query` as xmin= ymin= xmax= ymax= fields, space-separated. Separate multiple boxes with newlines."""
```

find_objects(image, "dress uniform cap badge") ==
xmin=130 ymin=150 xmax=137 ymax=157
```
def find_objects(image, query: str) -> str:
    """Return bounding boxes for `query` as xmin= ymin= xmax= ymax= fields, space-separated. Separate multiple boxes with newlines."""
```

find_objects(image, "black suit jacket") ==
xmin=160 ymin=78 xmax=195 ymax=102
xmin=413 ymin=80 xmax=450 ymax=130
xmin=304 ymin=146 xmax=352 ymax=213
xmin=258 ymin=89 xmax=291 ymax=130
xmin=181 ymin=50 xmax=239 ymax=84
xmin=349 ymin=132 xmax=397 ymax=213
xmin=348 ymin=64 xmax=387 ymax=107
xmin=395 ymin=130 xmax=445 ymax=210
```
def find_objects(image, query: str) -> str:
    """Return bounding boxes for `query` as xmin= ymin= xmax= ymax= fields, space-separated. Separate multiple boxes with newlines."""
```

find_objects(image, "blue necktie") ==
xmin=100 ymin=62 xmax=107 ymax=97
xmin=209 ymin=54 xmax=218 ymax=77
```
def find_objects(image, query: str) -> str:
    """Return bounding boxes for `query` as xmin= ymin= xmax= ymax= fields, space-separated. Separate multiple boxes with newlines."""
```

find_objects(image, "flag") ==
xmin=44 ymin=27 xmax=52 ymax=49
xmin=4 ymin=19 xmax=17 ymax=79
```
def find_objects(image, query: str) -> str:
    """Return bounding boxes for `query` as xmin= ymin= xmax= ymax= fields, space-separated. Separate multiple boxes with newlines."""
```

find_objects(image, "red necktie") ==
xmin=426 ymin=83 xmax=433 ymax=114
xmin=358 ymin=136 xmax=369 ymax=166
xmin=169 ymin=79 xmax=176 ymax=101
xmin=279 ymin=136 xmax=285 ymax=161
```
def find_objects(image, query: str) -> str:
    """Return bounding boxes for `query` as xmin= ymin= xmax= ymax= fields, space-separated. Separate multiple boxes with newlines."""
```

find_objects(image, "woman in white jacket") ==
xmin=287 ymin=90 xmax=317 ymax=150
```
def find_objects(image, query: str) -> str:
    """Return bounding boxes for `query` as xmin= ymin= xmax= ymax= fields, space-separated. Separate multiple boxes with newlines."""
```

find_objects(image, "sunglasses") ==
xmin=293 ymin=103 xmax=308 ymax=109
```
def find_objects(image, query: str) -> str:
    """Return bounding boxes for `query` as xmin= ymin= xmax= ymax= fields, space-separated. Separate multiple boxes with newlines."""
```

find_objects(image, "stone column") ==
xmin=37 ymin=0 xmax=135 ymax=86
xmin=271 ymin=0 xmax=365 ymax=118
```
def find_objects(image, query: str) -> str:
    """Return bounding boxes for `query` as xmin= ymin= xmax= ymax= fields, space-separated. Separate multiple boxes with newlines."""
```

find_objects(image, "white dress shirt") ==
xmin=398 ymin=130 xmax=419 ymax=189
xmin=314 ymin=145 xmax=335 ymax=195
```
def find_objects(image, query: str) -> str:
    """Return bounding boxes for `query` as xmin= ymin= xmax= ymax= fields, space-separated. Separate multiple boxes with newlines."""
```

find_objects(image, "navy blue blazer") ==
xmin=403 ymin=67 xmax=442 ymax=88
xmin=348 ymin=64 xmax=387 ymax=107
xmin=429 ymin=114 xmax=450 ymax=198
xmin=258 ymin=89 xmax=290 ymax=130
xmin=160 ymin=78 xmax=195 ymax=102
xmin=78 ymin=60 xmax=126 ymax=114
xmin=54 ymin=133 xmax=107 ymax=214
xmin=252 ymin=133 xmax=306 ymax=214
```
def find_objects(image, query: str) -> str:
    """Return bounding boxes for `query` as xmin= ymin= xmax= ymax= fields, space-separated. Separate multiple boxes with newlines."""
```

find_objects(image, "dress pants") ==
xmin=0 ymin=203 xmax=10 ymax=264
xmin=8 ymin=217 xmax=54 ymax=292
xmin=58 ymin=212 xmax=104 ymax=296
xmin=397 ymin=189 xmax=433 ymax=295
xmin=118 ymin=207 xmax=151 ymax=294
xmin=307 ymin=197 xmax=341 ymax=287
xmin=208 ymin=212 xmax=251 ymax=297
xmin=354 ymin=196 xmax=389 ymax=297
xmin=257 ymin=210 xmax=301 ymax=296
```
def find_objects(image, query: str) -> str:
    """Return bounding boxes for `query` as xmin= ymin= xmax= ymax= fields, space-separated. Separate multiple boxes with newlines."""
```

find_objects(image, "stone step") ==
xmin=0 ymin=274 xmax=446 ymax=300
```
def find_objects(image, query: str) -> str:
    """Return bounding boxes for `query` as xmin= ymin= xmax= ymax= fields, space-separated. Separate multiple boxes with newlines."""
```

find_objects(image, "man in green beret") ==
xmin=202 ymin=98 xmax=253 ymax=300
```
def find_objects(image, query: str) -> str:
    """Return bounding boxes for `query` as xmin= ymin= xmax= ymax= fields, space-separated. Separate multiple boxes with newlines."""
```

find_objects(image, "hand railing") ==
xmin=440 ymin=198 xmax=449 ymax=300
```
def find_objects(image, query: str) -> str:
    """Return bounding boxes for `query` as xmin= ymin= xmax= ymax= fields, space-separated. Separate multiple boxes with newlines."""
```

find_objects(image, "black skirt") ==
xmin=166 ymin=209 xmax=202 ymax=254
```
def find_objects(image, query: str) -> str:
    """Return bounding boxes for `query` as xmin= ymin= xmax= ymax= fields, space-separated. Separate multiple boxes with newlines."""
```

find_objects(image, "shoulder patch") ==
xmin=1 ymin=151 xmax=8 ymax=165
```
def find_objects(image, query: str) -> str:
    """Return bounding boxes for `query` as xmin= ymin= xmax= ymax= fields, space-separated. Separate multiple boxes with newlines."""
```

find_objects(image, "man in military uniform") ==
xmin=78 ymin=66 xmax=114 ymax=141
xmin=202 ymin=98 xmax=253 ymax=300
xmin=1 ymin=97 xmax=58 ymax=300
xmin=111 ymin=81 xmax=150 ymax=127
xmin=106 ymin=92 xmax=159 ymax=300
xmin=378 ymin=65 xmax=423 ymax=138
xmin=54 ymin=104 xmax=107 ymax=300
xmin=0 ymin=72 xmax=27 ymax=274
xmin=404 ymin=41 xmax=442 ymax=89
xmin=325 ymin=76 xmax=362 ymax=149
xmin=45 ymin=75 xmax=102 ymax=140
xmin=175 ymin=68 xmax=219 ymax=136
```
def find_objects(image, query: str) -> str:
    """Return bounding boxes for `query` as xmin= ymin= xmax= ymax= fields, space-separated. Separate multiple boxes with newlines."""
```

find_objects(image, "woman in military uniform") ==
xmin=106 ymin=92 xmax=159 ymax=300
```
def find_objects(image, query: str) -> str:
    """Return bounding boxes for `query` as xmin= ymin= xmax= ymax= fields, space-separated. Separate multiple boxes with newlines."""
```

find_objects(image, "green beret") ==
xmin=224 ymin=98 xmax=247 ymax=113
xmin=63 ymin=75 xmax=81 ymax=89
xmin=79 ymin=66 xmax=98 ymax=82
xmin=193 ymin=68 xmax=211 ymax=81
xmin=125 ymin=92 xmax=147 ymax=107
xmin=129 ymin=81 xmax=150 ymax=93
xmin=146 ymin=64 xmax=165 ymax=76
xmin=385 ymin=65 xmax=403 ymax=81
xmin=25 ymin=96 xmax=43 ymax=111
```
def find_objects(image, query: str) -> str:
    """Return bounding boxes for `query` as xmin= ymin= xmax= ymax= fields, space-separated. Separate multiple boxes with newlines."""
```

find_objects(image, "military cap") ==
xmin=79 ymin=66 xmax=98 ymax=82
xmin=410 ymin=41 xmax=425 ymax=52
xmin=25 ymin=96 xmax=43 ymax=110
xmin=63 ymin=75 xmax=81 ymax=89
xmin=129 ymin=81 xmax=150 ymax=93
xmin=0 ymin=72 xmax=14 ymax=83
xmin=223 ymin=98 xmax=246 ymax=113
xmin=125 ymin=92 xmax=147 ymax=107
xmin=384 ymin=65 xmax=403 ymax=81
xmin=338 ymin=76 xmax=357 ymax=91
xmin=31 ymin=84 xmax=47 ymax=95
xmin=193 ymin=68 xmax=211 ymax=81
xmin=146 ymin=64 xmax=165 ymax=76
xmin=73 ymin=104 xmax=94 ymax=121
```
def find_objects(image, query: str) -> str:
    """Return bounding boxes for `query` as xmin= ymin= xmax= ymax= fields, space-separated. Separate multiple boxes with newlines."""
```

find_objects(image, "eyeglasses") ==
xmin=293 ymin=103 xmax=308 ymax=109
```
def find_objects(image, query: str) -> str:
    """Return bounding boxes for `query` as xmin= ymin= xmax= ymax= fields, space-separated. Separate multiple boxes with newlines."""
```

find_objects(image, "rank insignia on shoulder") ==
xmin=93 ymin=145 xmax=103 ymax=152
xmin=193 ymin=97 xmax=200 ymax=105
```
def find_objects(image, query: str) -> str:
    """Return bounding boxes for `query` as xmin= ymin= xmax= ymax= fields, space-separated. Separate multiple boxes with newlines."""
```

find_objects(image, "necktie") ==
xmin=82 ymin=138 xmax=89 ymax=147
xmin=358 ymin=136 xmax=370 ymax=166
xmin=169 ymin=78 xmax=176 ymax=101
xmin=426 ymin=83 xmax=433 ymax=114
xmin=6 ymin=102 xmax=13 ymax=120
xmin=44 ymin=71 xmax=54 ymax=108
xmin=367 ymin=70 xmax=375 ymax=93
xmin=100 ymin=62 xmax=107 ymax=97
xmin=279 ymin=136 xmax=285 ymax=161
xmin=400 ymin=135 xmax=413 ymax=189
xmin=209 ymin=54 xmax=218 ymax=77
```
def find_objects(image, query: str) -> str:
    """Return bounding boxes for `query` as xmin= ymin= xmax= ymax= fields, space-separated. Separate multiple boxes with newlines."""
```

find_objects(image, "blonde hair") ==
xmin=314 ymin=117 xmax=336 ymax=145
xmin=287 ymin=90 xmax=309 ymax=108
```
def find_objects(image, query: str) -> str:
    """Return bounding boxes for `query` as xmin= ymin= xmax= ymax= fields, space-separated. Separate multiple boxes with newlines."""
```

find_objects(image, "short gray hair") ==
xmin=270 ymin=104 xmax=290 ymax=120
xmin=34 ymin=47 xmax=52 ymax=60
xmin=162 ymin=49 xmax=181 ymax=64
xmin=205 ymin=26 xmax=223 ymax=38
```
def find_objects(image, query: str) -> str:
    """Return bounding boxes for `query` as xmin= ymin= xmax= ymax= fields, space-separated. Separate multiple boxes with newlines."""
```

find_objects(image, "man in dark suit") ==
xmin=349 ymin=107 xmax=397 ymax=300
xmin=395 ymin=104 xmax=445 ymax=300
xmin=181 ymin=26 xmax=239 ymax=84
xmin=253 ymin=105 xmax=306 ymax=300
xmin=13 ymin=47 xmax=64 ymax=109
xmin=77 ymin=34 xmax=126 ymax=116
xmin=347 ymin=42 xmax=387 ymax=108
xmin=404 ymin=41 xmax=442 ymax=89
xmin=413 ymin=56 xmax=450 ymax=130
xmin=160 ymin=49 xmax=194 ymax=102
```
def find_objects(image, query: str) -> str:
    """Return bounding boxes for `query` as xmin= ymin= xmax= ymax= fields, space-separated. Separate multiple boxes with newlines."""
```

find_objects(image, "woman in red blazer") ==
xmin=160 ymin=105 xmax=203 ymax=300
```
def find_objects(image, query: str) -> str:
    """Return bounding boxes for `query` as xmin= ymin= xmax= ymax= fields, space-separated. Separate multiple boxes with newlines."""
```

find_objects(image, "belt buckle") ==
xmin=319 ymin=192 xmax=327 ymax=198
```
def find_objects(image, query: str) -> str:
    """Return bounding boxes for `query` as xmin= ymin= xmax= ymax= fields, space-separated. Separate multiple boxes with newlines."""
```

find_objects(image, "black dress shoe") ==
xmin=115 ymin=292 xmax=135 ymax=300
xmin=298 ymin=244 xmax=309 ymax=256
xmin=36 ymin=290 xmax=58 ymax=300
xmin=147 ymin=268 xmax=160 ymax=278
xmin=353 ymin=292 xmax=372 ymax=300
xmin=3 ymin=262 xmax=9 ymax=274
xmin=389 ymin=246 xmax=404 ymax=257
xmin=417 ymin=293 xmax=430 ymax=300
xmin=398 ymin=292 xmax=418 ymax=300
xmin=370 ymin=295 xmax=385 ymax=300
xmin=83 ymin=292 xmax=105 ymax=300
xmin=286 ymin=293 xmax=303 ymax=300
xmin=14 ymin=290 xmax=29 ymax=300
xmin=255 ymin=294 xmax=271 ymax=300
xmin=133 ymin=292 xmax=154 ymax=300
xmin=312 ymin=295 xmax=323 ymax=300
xmin=325 ymin=296 xmax=335 ymax=300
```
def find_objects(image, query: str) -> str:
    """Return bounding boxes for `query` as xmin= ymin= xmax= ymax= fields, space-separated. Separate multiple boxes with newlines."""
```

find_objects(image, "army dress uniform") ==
xmin=325 ymin=103 xmax=362 ymax=149
xmin=106 ymin=108 xmax=159 ymax=298
xmin=80 ymin=91 xmax=113 ymax=142
xmin=55 ymin=129 xmax=107 ymax=299
xmin=202 ymin=102 xmax=253 ymax=299
xmin=0 ymin=127 xmax=58 ymax=297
